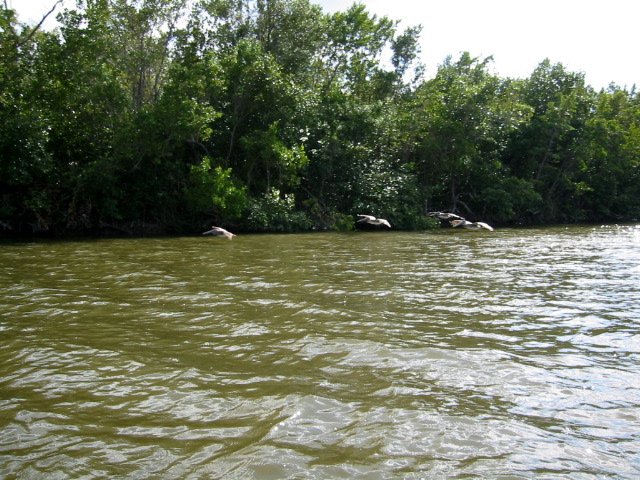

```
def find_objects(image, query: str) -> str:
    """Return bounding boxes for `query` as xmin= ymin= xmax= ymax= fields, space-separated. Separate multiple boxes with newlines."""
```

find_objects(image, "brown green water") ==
xmin=1 ymin=225 xmax=639 ymax=479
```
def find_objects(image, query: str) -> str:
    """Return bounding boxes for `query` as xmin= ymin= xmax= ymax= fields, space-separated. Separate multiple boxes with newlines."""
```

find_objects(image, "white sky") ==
xmin=10 ymin=0 xmax=639 ymax=90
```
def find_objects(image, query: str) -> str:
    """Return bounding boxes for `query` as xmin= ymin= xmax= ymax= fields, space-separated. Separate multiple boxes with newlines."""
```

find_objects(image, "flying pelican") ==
xmin=450 ymin=219 xmax=494 ymax=231
xmin=202 ymin=226 xmax=235 ymax=239
xmin=357 ymin=214 xmax=391 ymax=228
xmin=427 ymin=211 xmax=465 ymax=221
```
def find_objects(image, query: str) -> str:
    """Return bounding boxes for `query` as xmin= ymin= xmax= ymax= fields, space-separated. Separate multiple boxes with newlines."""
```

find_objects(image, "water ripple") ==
xmin=1 ymin=226 xmax=640 ymax=478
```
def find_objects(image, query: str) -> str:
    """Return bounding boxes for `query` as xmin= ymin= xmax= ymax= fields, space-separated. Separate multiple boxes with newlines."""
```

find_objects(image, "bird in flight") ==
xmin=357 ymin=214 xmax=391 ymax=228
xmin=202 ymin=226 xmax=235 ymax=239
xmin=426 ymin=211 xmax=465 ymax=222
xmin=450 ymin=219 xmax=494 ymax=231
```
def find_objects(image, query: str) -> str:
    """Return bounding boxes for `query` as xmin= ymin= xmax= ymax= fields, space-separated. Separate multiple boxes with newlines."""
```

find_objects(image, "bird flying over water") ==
xmin=450 ymin=219 xmax=494 ymax=231
xmin=357 ymin=214 xmax=391 ymax=228
xmin=202 ymin=226 xmax=235 ymax=239
xmin=427 ymin=211 xmax=466 ymax=222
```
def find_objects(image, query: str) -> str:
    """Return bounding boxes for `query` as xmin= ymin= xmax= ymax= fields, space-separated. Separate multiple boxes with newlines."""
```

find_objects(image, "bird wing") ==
xmin=476 ymin=222 xmax=494 ymax=231
xmin=203 ymin=226 xmax=235 ymax=238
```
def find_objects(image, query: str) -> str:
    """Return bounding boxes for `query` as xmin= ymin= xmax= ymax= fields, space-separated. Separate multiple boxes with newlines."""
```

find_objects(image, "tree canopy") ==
xmin=1 ymin=0 xmax=639 ymax=235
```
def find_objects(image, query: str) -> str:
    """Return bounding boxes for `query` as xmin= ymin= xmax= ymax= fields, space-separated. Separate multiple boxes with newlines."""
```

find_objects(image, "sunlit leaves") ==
xmin=2 ymin=0 xmax=639 ymax=233
xmin=247 ymin=188 xmax=311 ymax=231
xmin=578 ymin=87 xmax=640 ymax=217
xmin=186 ymin=157 xmax=248 ymax=218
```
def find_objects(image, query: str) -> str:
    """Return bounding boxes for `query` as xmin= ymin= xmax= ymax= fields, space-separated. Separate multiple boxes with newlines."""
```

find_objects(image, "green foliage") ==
xmin=238 ymin=122 xmax=309 ymax=193
xmin=1 ymin=0 xmax=639 ymax=235
xmin=186 ymin=158 xmax=248 ymax=219
xmin=330 ymin=213 xmax=356 ymax=231
xmin=577 ymin=87 xmax=640 ymax=218
xmin=247 ymin=188 xmax=311 ymax=232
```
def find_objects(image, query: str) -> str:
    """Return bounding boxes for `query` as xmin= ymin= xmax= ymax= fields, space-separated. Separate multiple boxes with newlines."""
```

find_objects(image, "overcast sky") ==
xmin=11 ymin=0 xmax=639 ymax=90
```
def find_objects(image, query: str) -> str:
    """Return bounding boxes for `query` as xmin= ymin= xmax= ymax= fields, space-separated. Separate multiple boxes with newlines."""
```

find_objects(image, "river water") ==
xmin=1 ymin=224 xmax=639 ymax=479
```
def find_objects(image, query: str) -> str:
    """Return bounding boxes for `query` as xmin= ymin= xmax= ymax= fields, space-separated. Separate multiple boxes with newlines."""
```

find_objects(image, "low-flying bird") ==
xmin=450 ymin=219 xmax=494 ymax=231
xmin=202 ymin=226 xmax=235 ymax=239
xmin=357 ymin=214 xmax=391 ymax=228
xmin=427 ymin=211 xmax=466 ymax=221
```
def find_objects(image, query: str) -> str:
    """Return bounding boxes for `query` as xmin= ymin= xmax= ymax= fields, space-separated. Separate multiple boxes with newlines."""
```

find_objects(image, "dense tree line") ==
xmin=1 ymin=0 xmax=639 ymax=235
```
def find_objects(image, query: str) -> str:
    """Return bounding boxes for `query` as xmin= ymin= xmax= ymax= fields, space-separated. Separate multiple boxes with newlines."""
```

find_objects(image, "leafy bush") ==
xmin=247 ymin=189 xmax=312 ymax=232
xmin=185 ymin=158 xmax=248 ymax=220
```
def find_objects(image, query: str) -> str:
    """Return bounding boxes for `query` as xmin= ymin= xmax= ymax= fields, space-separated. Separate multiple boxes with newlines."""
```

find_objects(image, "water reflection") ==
xmin=1 ymin=225 xmax=640 ymax=478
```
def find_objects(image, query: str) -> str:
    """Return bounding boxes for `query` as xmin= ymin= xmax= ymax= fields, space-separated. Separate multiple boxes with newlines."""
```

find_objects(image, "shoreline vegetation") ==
xmin=2 ymin=217 xmax=639 ymax=241
xmin=2 ymin=0 xmax=639 ymax=238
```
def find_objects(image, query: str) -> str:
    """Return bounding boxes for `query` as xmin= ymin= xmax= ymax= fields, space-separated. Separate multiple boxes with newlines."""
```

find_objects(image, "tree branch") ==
xmin=18 ymin=0 xmax=63 ymax=47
